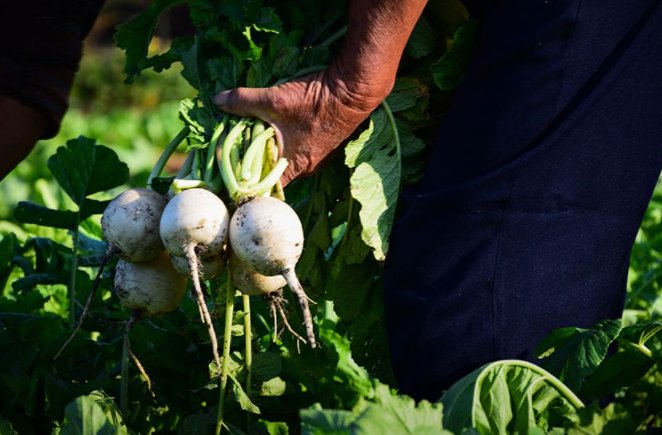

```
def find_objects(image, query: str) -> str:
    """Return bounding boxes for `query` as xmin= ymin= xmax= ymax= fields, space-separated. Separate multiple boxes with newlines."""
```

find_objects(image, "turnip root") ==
xmin=102 ymin=188 xmax=167 ymax=262
xmin=229 ymin=196 xmax=316 ymax=347
xmin=230 ymin=253 xmax=286 ymax=296
xmin=114 ymin=253 xmax=186 ymax=316
xmin=159 ymin=188 xmax=230 ymax=367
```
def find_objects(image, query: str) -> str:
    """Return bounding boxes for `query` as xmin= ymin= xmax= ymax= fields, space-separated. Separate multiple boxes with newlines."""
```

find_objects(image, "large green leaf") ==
xmin=47 ymin=137 xmax=129 ymax=206
xmin=60 ymin=394 xmax=128 ymax=435
xmin=441 ymin=360 xmax=584 ymax=434
xmin=345 ymin=108 xmax=401 ymax=261
xmin=535 ymin=319 xmax=623 ymax=393
xmin=301 ymin=383 xmax=447 ymax=434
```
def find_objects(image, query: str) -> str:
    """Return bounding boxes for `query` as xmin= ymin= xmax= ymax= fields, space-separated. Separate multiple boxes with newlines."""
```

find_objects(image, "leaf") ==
xmin=441 ymin=360 xmax=583 ymax=435
xmin=61 ymin=394 xmax=128 ymax=435
xmin=385 ymin=78 xmax=428 ymax=113
xmin=582 ymin=347 xmax=655 ymax=399
xmin=405 ymin=15 xmax=436 ymax=59
xmin=230 ymin=373 xmax=260 ymax=414
xmin=0 ymin=418 xmax=18 ymax=435
xmin=251 ymin=351 xmax=282 ymax=382
xmin=430 ymin=20 xmax=478 ymax=90
xmin=345 ymin=108 xmax=401 ymax=261
xmin=13 ymin=202 xmax=78 ymax=230
xmin=301 ymin=384 xmax=447 ymax=434
xmin=47 ymin=137 xmax=129 ymax=206
xmin=535 ymin=319 xmax=623 ymax=393
xmin=114 ymin=0 xmax=186 ymax=82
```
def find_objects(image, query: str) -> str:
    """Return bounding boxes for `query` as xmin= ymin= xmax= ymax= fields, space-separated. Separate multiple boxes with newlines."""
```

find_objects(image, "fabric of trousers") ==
xmin=383 ymin=0 xmax=662 ymax=401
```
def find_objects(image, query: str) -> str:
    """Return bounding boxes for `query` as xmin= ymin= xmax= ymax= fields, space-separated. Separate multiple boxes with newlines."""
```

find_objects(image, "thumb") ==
xmin=214 ymin=87 xmax=267 ymax=118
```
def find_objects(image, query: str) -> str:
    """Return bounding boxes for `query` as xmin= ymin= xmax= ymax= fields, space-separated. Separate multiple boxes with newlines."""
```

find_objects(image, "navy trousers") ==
xmin=383 ymin=0 xmax=662 ymax=400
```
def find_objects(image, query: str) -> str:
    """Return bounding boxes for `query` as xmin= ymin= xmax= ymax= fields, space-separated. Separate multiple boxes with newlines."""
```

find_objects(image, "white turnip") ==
xmin=229 ymin=196 xmax=315 ymax=347
xmin=159 ymin=187 xmax=231 ymax=366
xmin=229 ymin=253 xmax=286 ymax=296
xmin=114 ymin=253 xmax=186 ymax=316
xmin=101 ymin=188 xmax=167 ymax=262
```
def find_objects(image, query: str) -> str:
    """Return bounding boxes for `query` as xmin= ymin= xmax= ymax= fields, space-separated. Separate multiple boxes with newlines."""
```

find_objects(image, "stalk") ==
xmin=147 ymin=126 xmax=189 ymax=186
xmin=243 ymin=294 xmax=253 ymax=431
xmin=120 ymin=314 xmax=137 ymax=419
xmin=216 ymin=272 xmax=236 ymax=435
xmin=241 ymin=128 xmax=274 ymax=184
xmin=249 ymin=158 xmax=289 ymax=198
xmin=68 ymin=224 xmax=81 ymax=325
xmin=220 ymin=120 xmax=249 ymax=200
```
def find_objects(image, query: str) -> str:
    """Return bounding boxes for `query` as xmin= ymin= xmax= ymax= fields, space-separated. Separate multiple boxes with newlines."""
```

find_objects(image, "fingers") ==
xmin=214 ymin=87 xmax=267 ymax=119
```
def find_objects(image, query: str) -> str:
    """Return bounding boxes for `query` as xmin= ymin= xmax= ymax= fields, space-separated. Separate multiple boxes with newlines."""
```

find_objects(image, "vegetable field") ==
xmin=1 ymin=1 xmax=660 ymax=433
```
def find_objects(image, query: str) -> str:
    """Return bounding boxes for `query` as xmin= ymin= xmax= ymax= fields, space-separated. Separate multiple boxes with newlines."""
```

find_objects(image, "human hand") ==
xmin=214 ymin=69 xmax=386 ymax=186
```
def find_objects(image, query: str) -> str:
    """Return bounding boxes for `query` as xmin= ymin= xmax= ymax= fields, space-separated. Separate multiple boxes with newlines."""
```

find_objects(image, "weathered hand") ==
xmin=214 ymin=70 xmax=385 ymax=186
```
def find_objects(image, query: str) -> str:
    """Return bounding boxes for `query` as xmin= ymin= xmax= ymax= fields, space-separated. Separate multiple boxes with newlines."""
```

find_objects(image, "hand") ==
xmin=214 ymin=69 xmax=384 ymax=186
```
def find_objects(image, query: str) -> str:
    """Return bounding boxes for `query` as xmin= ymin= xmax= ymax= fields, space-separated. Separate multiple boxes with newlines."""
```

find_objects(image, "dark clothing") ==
xmin=0 ymin=1 xmax=104 ymax=137
xmin=384 ymin=0 xmax=662 ymax=400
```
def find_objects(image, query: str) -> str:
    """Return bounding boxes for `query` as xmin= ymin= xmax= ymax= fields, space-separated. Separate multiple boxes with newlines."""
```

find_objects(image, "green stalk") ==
xmin=176 ymin=152 xmax=195 ymax=179
xmin=68 ymin=224 xmax=80 ymax=325
xmin=251 ymin=120 xmax=265 ymax=139
xmin=250 ymin=158 xmax=289 ymax=198
xmin=147 ymin=126 xmax=189 ymax=187
xmin=241 ymin=128 xmax=274 ymax=184
xmin=220 ymin=120 xmax=249 ymax=200
xmin=381 ymin=100 xmax=401 ymax=180
xmin=120 ymin=315 xmax=136 ymax=419
xmin=216 ymin=277 xmax=236 ymax=435
xmin=243 ymin=294 xmax=253 ymax=431
xmin=171 ymin=179 xmax=207 ymax=193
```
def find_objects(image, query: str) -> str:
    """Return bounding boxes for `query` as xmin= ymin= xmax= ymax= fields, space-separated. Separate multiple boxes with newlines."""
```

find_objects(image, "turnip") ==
xmin=229 ymin=196 xmax=316 ymax=347
xmin=229 ymin=252 xmax=286 ymax=296
xmin=114 ymin=253 xmax=187 ymax=316
xmin=56 ymin=187 xmax=168 ymax=360
xmin=102 ymin=188 xmax=167 ymax=262
xmin=159 ymin=187 xmax=231 ymax=366
xmin=159 ymin=188 xmax=229 ymax=258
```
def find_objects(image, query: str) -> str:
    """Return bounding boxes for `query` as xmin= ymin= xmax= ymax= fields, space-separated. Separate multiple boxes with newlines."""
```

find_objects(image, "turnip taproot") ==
xmin=171 ymin=253 xmax=225 ymax=280
xmin=114 ymin=253 xmax=186 ymax=316
xmin=102 ymin=188 xmax=167 ymax=262
xmin=159 ymin=187 xmax=230 ymax=366
xmin=229 ymin=196 xmax=315 ymax=347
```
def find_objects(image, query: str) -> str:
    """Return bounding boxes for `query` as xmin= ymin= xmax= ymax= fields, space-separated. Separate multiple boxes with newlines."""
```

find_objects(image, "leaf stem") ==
xmin=243 ymin=294 xmax=253 ymax=431
xmin=147 ymin=126 xmax=189 ymax=187
xmin=216 ymin=273 xmax=236 ymax=435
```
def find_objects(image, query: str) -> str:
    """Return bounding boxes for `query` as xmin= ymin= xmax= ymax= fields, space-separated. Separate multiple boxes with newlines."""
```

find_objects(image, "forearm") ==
xmin=331 ymin=0 xmax=428 ymax=108
xmin=0 ymin=97 xmax=49 ymax=181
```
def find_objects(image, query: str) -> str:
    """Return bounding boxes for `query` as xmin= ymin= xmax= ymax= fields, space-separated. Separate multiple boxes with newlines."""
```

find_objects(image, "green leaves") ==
xmin=345 ymin=107 xmax=400 ymax=261
xmin=301 ymin=383 xmax=447 ymax=434
xmin=61 ymin=393 xmax=128 ymax=435
xmin=441 ymin=360 xmax=584 ymax=435
xmin=14 ymin=137 xmax=127 ymax=230
xmin=535 ymin=319 xmax=623 ymax=393
xmin=114 ymin=0 xmax=187 ymax=83
xmin=430 ymin=20 xmax=478 ymax=91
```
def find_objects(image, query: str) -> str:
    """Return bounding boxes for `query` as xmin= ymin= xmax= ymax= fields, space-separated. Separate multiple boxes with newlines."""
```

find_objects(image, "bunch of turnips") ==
xmin=55 ymin=114 xmax=315 ymax=366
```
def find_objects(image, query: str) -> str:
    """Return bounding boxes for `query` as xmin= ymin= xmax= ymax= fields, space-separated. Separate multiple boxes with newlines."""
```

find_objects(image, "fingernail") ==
xmin=214 ymin=91 xmax=229 ymax=107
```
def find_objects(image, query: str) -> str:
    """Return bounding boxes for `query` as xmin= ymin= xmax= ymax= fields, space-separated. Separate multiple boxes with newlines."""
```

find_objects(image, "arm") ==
xmin=215 ymin=0 xmax=427 ymax=185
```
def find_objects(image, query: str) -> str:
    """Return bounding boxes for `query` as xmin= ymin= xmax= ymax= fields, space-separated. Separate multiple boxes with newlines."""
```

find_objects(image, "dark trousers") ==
xmin=383 ymin=0 xmax=662 ymax=400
